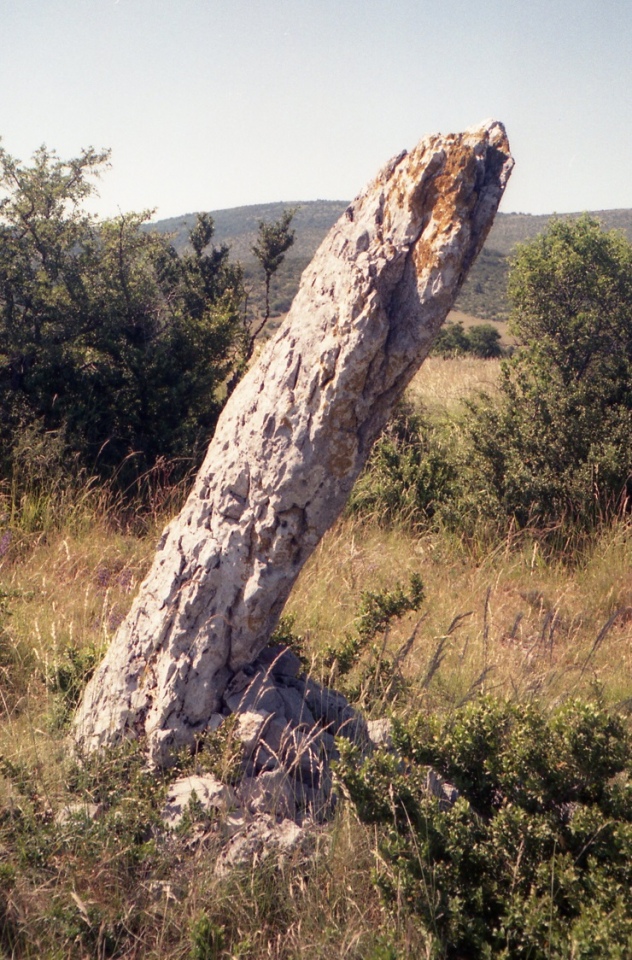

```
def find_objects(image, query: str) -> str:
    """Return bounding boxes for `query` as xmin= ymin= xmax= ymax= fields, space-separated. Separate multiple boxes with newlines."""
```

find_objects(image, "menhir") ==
xmin=74 ymin=120 xmax=513 ymax=765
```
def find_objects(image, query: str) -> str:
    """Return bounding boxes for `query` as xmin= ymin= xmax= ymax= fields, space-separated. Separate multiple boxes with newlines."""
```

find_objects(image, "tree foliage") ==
xmin=250 ymin=209 xmax=295 ymax=337
xmin=348 ymin=404 xmax=459 ymax=527
xmin=0 ymin=143 xmax=245 ymax=488
xmin=471 ymin=217 xmax=632 ymax=527
xmin=431 ymin=321 xmax=502 ymax=359
xmin=353 ymin=217 xmax=632 ymax=537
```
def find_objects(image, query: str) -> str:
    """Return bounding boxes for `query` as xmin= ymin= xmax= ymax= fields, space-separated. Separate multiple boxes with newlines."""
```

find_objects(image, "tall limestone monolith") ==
xmin=74 ymin=121 xmax=513 ymax=764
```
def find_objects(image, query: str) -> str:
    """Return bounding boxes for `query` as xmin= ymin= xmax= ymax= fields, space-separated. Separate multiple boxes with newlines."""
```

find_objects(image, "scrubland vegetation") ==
xmin=2 ymin=145 xmax=632 ymax=957
xmin=4 ymin=353 xmax=632 ymax=958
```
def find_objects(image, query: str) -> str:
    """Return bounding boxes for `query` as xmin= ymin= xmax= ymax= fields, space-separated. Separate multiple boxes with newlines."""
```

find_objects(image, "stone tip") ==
xmin=466 ymin=117 xmax=507 ymax=138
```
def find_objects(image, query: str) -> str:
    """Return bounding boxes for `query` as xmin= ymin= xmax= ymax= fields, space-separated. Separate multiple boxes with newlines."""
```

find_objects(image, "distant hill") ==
xmin=149 ymin=200 xmax=349 ymax=262
xmin=484 ymin=208 xmax=632 ymax=254
xmin=459 ymin=209 xmax=632 ymax=319
xmin=150 ymin=203 xmax=632 ymax=322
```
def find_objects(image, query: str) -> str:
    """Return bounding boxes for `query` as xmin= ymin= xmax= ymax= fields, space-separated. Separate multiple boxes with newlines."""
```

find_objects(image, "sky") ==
xmin=0 ymin=0 xmax=630 ymax=222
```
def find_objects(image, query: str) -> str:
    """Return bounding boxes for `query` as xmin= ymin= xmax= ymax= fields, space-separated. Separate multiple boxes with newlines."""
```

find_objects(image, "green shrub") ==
xmin=336 ymin=697 xmax=632 ymax=958
xmin=431 ymin=322 xmax=470 ymax=357
xmin=466 ymin=217 xmax=632 ymax=530
xmin=322 ymin=574 xmax=424 ymax=705
xmin=466 ymin=323 xmax=503 ymax=359
xmin=46 ymin=642 xmax=103 ymax=728
xmin=190 ymin=915 xmax=226 ymax=960
xmin=354 ymin=218 xmax=632 ymax=541
xmin=431 ymin=321 xmax=502 ymax=359
xmin=0 ymin=144 xmax=246 ymax=493
xmin=348 ymin=405 xmax=459 ymax=528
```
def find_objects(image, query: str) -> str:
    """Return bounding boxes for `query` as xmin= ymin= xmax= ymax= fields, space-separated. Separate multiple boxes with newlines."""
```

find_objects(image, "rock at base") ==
xmin=162 ymin=774 xmax=236 ymax=830
xmin=214 ymin=815 xmax=322 ymax=878
xmin=155 ymin=646 xmax=462 ymax=874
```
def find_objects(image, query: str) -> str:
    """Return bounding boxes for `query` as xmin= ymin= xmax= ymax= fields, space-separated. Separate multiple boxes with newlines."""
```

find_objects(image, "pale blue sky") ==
xmin=1 ymin=0 xmax=630 ymax=220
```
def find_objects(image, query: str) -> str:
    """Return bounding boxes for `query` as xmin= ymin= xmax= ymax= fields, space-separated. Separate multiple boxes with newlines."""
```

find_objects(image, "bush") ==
xmin=322 ymin=574 xmax=424 ymax=708
xmin=347 ymin=404 xmax=459 ymax=527
xmin=0 ymin=144 xmax=246 ymax=491
xmin=431 ymin=321 xmax=502 ymax=359
xmin=354 ymin=218 xmax=632 ymax=540
xmin=463 ymin=217 xmax=632 ymax=530
xmin=431 ymin=322 xmax=470 ymax=357
xmin=466 ymin=323 xmax=503 ymax=359
xmin=337 ymin=697 xmax=632 ymax=958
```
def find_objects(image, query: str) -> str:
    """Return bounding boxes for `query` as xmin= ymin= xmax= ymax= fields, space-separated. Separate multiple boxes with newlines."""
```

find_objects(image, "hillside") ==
xmin=150 ymin=203 xmax=632 ymax=322
xmin=149 ymin=200 xmax=349 ymax=262
xmin=485 ymin=207 xmax=632 ymax=253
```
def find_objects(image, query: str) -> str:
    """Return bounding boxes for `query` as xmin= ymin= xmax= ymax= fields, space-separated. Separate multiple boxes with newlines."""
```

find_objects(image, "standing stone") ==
xmin=74 ymin=120 xmax=513 ymax=764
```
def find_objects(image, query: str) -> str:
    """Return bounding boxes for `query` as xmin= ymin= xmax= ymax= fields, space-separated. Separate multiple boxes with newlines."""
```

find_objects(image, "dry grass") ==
xmin=0 ymin=512 xmax=156 ymax=796
xmin=286 ymin=515 xmax=632 ymax=714
xmin=405 ymin=355 xmax=501 ymax=415
xmin=3 ymin=356 xmax=630 ymax=777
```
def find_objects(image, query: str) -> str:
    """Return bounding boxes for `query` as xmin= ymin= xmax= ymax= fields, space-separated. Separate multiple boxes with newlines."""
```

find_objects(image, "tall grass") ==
xmin=286 ymin=514 xmax=632 ymax=716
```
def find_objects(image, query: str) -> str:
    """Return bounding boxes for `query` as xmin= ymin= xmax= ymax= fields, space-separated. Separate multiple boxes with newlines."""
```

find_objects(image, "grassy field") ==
xmin=405 ymin=351 xmax=503 ymax=413
xmin=1 ymin=356 xmax=632 ymax=957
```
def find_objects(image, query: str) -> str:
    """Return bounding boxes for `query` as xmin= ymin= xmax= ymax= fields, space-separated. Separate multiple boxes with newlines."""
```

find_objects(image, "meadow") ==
xmin=1 ymin=356 xmax=632 ymax=958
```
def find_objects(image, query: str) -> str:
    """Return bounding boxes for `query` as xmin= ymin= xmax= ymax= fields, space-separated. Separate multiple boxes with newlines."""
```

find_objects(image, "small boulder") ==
xmin=235 ymin=709 xmax=271 ymax=756
xmin=214 ymin=814 xmax=317 ymax=878
xmin=239 ymin=769 xmax=296 ymax=819
xmin=55 ymin=801 xmax=102 ymax=825
xmin=426 ymin=768 xmax=459 ymax=810
xmin=255 ymin=645 xmax=303 ymax=679
xmin=225 ymin=671 xmax=285 ymax=715
xmin=277 ymin=684 xmax=316 ymax=728
xmin=367 ymin=718 xmax=394 ymax=751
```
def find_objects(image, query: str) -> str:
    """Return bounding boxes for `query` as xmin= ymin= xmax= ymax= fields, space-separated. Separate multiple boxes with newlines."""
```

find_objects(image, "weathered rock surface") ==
xmin=74 ymin=121 xmax=513 ymax=764
xmin=156 ymin=643 xmax=460 ymax=875
xmin=366 ymin=717 xmax=395 ymax=751
xmin=162 ymin=773 xmax=236 ymax=829
xmin=158 ymin=646 xmax=361 ymax=871
xmin=214 ymin=814 xmax=320 ymax=878
xmin=55 ymin=801 xmax=103 ymax=825
xmin=176 ymin=645 xmax=364 ymax=825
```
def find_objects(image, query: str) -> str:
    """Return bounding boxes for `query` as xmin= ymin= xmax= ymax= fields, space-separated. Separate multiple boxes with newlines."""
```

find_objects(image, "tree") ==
xmin=249 ymin=209 xmax=295 ymax=350
xmin=354 ymin=218 xmax=632 ymax=537
xmin=467 ymin=323 xmax=502 ymax=358
xmin=469 ymin=216 xmax=632 ymax=527
xmin=0 ymin=142 xmax=245 ymax=489
xmin=431 ymin=321 xmax=470 ymax=357
xmin=431 ymin=321 xmax=502 ymax=359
